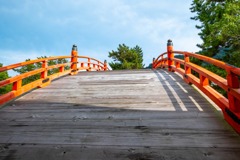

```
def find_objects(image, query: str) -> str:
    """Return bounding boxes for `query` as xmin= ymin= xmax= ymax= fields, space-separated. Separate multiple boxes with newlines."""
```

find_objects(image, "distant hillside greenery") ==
xmin=108 ymin=44 xmax=144 ymax=70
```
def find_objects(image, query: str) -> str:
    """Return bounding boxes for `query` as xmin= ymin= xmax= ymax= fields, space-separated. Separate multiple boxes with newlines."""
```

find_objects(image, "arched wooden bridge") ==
xmin=0 ymin=41 xmax=240 ymax=160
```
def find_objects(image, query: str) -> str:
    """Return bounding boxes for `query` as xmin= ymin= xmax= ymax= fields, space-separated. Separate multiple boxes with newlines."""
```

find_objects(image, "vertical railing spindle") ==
xmin=104 ymin=60 xmax=107 ymax=71
xmin=152 ymin=58 xmax=155 ymax=69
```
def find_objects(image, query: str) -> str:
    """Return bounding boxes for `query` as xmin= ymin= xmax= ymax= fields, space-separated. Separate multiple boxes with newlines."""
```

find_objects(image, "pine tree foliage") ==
xmin=190 ymin=0 xmax=240 ymax=67
xmin=108 ymin=44 xmax=144 ymax=70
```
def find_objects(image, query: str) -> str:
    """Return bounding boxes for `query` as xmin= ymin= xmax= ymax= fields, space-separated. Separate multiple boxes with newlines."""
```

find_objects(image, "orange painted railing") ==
xmin=153 ymin=40 xmax=240 ymax=133
xmin=0 ymin=45 xmax=109 ymax=106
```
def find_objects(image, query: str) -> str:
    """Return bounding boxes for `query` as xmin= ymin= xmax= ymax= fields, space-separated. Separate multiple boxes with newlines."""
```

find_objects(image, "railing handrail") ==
xmin=0 ymin=56 xmax=72 ymax=73
xmin=153 ymin=40 xmax=240 ymax=134
xmin=0 ymin=45 xmax=109 ymax=106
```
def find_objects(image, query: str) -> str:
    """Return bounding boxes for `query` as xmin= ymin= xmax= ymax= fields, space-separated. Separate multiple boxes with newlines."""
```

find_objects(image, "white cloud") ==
xmin=0 ymin=0 xmax=202 ymax=67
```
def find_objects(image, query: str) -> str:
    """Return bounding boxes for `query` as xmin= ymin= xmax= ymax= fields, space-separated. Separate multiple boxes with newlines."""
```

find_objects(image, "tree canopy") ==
xmin=190 ymin=0 xmax=240 ymax=66
xmin=108 ymin=44 xmax=144 ymax=70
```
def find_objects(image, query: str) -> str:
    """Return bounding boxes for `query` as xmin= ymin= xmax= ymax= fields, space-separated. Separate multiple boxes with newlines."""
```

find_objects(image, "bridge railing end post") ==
xmin=152 ymin=58 xmax=155 ymax=69
xmin=167 ymin=39 xmax=174 ymax=72
xmin=104 ymin=60 xmax=107 ymax=71
xmin=70 ymin=44 xmax=78 ymax=75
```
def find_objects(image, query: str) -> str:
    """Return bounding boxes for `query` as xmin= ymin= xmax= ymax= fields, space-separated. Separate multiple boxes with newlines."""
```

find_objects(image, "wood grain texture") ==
xmin=0 ymin=69 xmax=240 ymax=160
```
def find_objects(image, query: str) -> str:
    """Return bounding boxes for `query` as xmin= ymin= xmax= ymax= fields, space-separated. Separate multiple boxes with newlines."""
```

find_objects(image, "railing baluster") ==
xmin=184 ymin=54 xmax=191 ymax=74
xmin=200 ymin=75 xmax=209 ymax=86
xmin=104 ymin=60 xmax=107 ymax=71
xmin=12 ymin=79 xmax=22 ymax=91
xmin=184 ymin=53 xmax=191 ymax=84
xmin=175 ymin=61 xmax=180 ymax=69
xmin=39 ymin=59 xmax=50 ymax=88
xmin=87 ymin=58 xmax=91 ymax=71
xmin=152 ymin=58 xmax=155 ymax=69
xmin=41 ymin=60 xmax=48 ymax=79
xmin=59 ymin=65 xmax=64 ymax=73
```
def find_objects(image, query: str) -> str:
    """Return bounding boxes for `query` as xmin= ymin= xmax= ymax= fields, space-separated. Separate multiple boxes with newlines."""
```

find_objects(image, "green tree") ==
xmin=190 ymin=0 xmax=240 ymax=97
xmin=190 ymin=0 xmax=240 ymax=66
xmin=13 ymin=56 xmax=70 ymax=85
xmin=108 ymin=44 xmax=144 ymax=70
xmin=0 ymin=63 xmax=12 ymax=94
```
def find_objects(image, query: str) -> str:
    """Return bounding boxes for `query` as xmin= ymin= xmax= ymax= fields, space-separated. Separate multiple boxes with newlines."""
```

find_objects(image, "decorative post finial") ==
xmin=167 ymin=39 xmax=173 ymax=46
xmin=72 ymin=44 xmax=78 ymax=51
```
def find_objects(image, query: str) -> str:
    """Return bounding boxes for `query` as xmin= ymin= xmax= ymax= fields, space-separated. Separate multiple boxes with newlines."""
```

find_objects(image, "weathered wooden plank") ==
xmin=0 ymin=69 xmax=240 ymax=160
xmin=1 ymin=144 xmax=240 ymax=160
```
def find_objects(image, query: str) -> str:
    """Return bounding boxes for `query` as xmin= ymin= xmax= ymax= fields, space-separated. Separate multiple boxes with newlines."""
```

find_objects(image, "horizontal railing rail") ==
xmin=0 ymin=45 xmax=109 ymax=106
xmin=153 ymin=40 xmax=240 ymax=134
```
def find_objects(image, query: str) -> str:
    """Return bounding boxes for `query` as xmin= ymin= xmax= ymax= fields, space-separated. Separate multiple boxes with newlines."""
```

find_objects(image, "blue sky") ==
xmin=0 ymin=0 xmax=202 ymax=68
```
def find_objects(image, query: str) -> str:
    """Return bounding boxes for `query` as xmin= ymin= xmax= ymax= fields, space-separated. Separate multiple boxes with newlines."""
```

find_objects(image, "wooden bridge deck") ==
xmin=0 ymin=69 xmax=240 ymax=160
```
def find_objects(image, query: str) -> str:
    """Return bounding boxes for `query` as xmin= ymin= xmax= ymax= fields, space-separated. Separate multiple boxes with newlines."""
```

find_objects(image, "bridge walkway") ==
xmin=0 ymin=69 xmax=240 ymax=160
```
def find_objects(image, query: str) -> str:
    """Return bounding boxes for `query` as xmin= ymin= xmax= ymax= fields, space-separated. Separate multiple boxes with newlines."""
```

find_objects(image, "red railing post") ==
xmin=152 ymin=58 xmax=155 ymax=69
xmin=59 ymin=65 xmax=64 ymax=73
xmin=184 ymin=53 xmax=192 ymax=84
xmin=98 ymin=61 xmax=100 ymax=71
xmin=38 ymin=59 xmax=51 ymax=88
xmin=227 ymin=71 xmax=240 ymax=112
xmin=184 ymin=54 xmax=191 ymax=74
xmin=87 ymin=58 xmax=91 ymax=71
xmin=12 ymin=80 xmax=22 ymax=91
xmin=41 ymin=60 xmax=48 ymax=79
xmin=167 ymin=39 xmax=174 ymax=72
xmin=200 ymin=75 xmax=209 ymax=86
xmin=161 ymin=55 xmax=165 ymax=68
xmin=104 ymin=60 xmax=107 ymax=71
xmin=70 ymin=44 xmax=78 ymax=75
